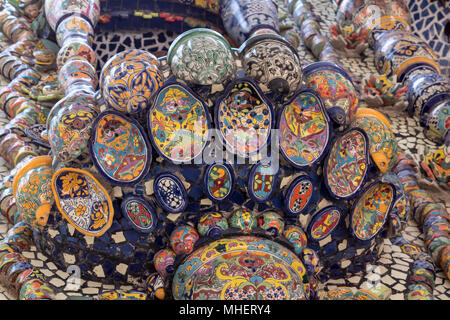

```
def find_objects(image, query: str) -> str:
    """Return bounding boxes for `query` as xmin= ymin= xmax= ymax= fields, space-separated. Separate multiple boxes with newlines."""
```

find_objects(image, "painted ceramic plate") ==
xmin=148 ymin=82 xmax=211 ymax=163
xmin=172 ymin=236 xmax=310 ymax=300
xmin=203 ymin=163 xmax=234 ymax=202
xmin=279 ymin=89 xmax=331 ymax=168
xmin=284 ymin=174 xmax=318 ymax=216
xmin=121 ymin=195 xmax=158 ymax=233
xmin=90 ymin=110 xmax=152 ymax=186
xmin=215 ymin=78 xmax=274 ymax=157
xmin=307 ymin=206 xmax=342 ymax=241
xmin=350 ymin=181 xmax=396 ymax=241
xmin=248 ymin=160 xmax=279 ymax=202
xmin=324 ymin=128 xmax=370 ymax=200
xmin=153 ymin=173 xmax=188 ymax=213
xmin=51 ymin=168 xmax=114 ymax=237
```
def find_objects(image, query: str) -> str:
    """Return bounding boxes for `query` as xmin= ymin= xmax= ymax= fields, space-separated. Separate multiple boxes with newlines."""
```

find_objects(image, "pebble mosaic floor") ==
xmin=0 ymin=0 xmax=448 ymax=300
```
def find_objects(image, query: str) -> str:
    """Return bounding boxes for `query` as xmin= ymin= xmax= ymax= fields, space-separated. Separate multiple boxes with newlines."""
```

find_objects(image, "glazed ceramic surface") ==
xmin=51 ymin=168 xmax=114 ymax=237
xmin=45 ymin=0 xmax=100 ymax=31
xmin=284 ymin=174 xmax=317 ymax=216
xmin=204 ymin=163 xmax=234 ymax=202
xmin=148 ymin=83 xmax=210 ymax=163
xmin=55 ymin=16 xmax=95 ymax=46
xmin=90 ymin=111 xmax=152 ymax=186
xmin=239 ymin=34 xmax=303 ymax=96
xmin=168 ymin=28 xmax=236 ymax=86
xmin=154 ymin=249 xmax=176 ymax=278
xmin=350 ymin=181 xmax=395 ymax=241
xmin=153 ymin=173 xmax=188 ymax=214
xmin=58 ymin=59 xmax=98 ymax=93
xmin=220 ymin=0 xmax=279 ymax=45
xmin=257 ymin=210 xmax=285 ymax=237
xmin=12 ymin=156 xmax=53 ymax=228
xmin=56 ymin=38 xmax=96 ymax=70
xmin=283 ymin=225 xmax=308 ymax=255
xmin=307 ymin=206 xmax=342 ymax=241
xmin=145 ymin=273 xmax=165 ymax=300
xmin=229 ymin=208 xmax=256 ymax=233
xmin=120 ymin=196 xmax=158 ymax=233
xmin=279 ymin=90 xmax=331 ymax=168
xmin=216 ymin=78 xmax=274 ymax=157
xmin=169 ymin=225 xmax=200 ymax=255
xmin=424 ymin=99 xmax=450 ymax=144
xmin=172 ymin=236 xmax=310 ymax=300
xmin=303 ymin=62 xmax=358 ymax=125
xmin=324 ymin=128 xmax=370 ymax=199
xmin=197 ymin=212 xmax=229 ymax=238
xmin=352 ymin=108 xmax=398 ymax=173
xmin=248 ymin=161 xmax=278 ymax=202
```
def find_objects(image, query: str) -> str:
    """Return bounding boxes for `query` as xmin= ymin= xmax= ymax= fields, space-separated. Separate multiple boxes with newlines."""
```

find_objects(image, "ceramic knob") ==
xmin=283 ymin=225 xmax=308 ymax=255
xmin=220 ymin=0 xmax=280 ymax=45
xmin=239 ymin=33 xmax=303 ymax=97
xmin=145 ymin=273 xmax=165 ymax=300
xmin=197 ymin=212 xmax=229 ymax=238
xmin=167 ymin=28 xmax=236 ymax=86
xmin=169 ymin=225 xmax=200 ymax=255
xmin=229 ymin=208 xmax=256 ymax=233
xmin=257 ymin=210 xmax=285 ymax=237
xmin=154 ymin=249 xmax=176 ymax=278
xmin=44 ymin=0 xmax=100 ymax=32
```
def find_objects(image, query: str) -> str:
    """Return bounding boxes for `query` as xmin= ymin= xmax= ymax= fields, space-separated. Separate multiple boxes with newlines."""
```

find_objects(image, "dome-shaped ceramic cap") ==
xmin=167 ymin=28 xmax=236 ymax=86
xmin=239 ymin=33 xmax=303 ymax=97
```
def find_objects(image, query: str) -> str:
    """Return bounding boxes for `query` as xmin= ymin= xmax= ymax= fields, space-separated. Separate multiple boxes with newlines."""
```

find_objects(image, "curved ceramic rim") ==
xmin=425 ymin=99 xmax=450 ymax=130
xmin=153 ymin=172 xmax=188 ymax=214
xmin=238 ymin=33 xmax=300 ymax=61
xmin=420 ymin=93 xmax=450 ymax=127
xmin=397 ymin=58 xmax=441 ymax=83
xmin=89 ymin=110 xmax=152 ymax=187
xmin=355 ymin=108 xmax=392 ymax=130
xmin=349 ymin=181 xmax=397 ymax=241
xmin=307 ymin=205 xmax=342 ymax=241
xmin=247 ymin=160 xmax=279 ymax=203
xmin=323 ymin=127 xmax=371 ymax=200
xmin=120 ymin=195 xmax=158 ymax=233
xmin=203 ymin=163 xmax=235 ymax=202
xmin=167 ymin=28 xmax=233 ymax=64
xmin=302 ymin=61 xmax=356 ymax=87
xmin=147 ymin=81 xmax=212 ymax=164
xmin=12 ymin=155 xmax=52 ymax=196
xmin=51 ymin=167 xmax=114 ymax=237
xmin=278 ymin=89 xmax=332 ymax=169
xmin=24 ymin=125 xmax=50 ymax=149
xmin=283 ymin=172 xmax=319 ymax=216
xmin=214 ymin=77 xmax=276 ymax=158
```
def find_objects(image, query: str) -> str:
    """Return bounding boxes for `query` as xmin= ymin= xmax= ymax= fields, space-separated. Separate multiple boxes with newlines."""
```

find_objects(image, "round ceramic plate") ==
xmin=121 ymin=195 xmax=158 ymax=233
xmin=90 ymin=110 xmax=152 ymax=186
xmin=203 ymin=163 xmax=235 ymax=202
xmin=153 ymin=173 xmax=188 ymax=214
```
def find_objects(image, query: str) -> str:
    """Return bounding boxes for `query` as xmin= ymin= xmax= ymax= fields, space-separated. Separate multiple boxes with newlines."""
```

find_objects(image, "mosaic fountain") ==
xmin=0 ymin=0 xmax=447 ymax=301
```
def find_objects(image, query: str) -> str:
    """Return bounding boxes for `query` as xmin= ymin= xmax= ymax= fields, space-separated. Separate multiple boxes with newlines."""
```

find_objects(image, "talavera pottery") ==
xmin=215 ymin=78 xmax=274 ymax=157
xmin=302 ymin=62 xmax=358 ymax=125
xmin=153 ymin=173 xmax=188 ymax=214
xmin=424 ymin=99 xmax=450 ymax=145
xmin=350 ymin=181 xmax=396 ymax=241
xmin=203 ymin=163 xmax=235 ymax=202
xmin=167 ymin=28 xmax=236 ymax=86
xmin=56 ymin=37 xmax=97 ymax=70
xmin=154 ymin=249 xmax=176 ymax=278
xmin=169 ymin=225 xmax=199 ymax=255
xmin=247 ymin=160 xmax=279 ymax=202
xmin=283 ymin=225 xmax=308 ymax=255
xmin=120 ymin=195 xmax=158 ymax=233
xmin=197 ymin=212 xmax=229 ymax=238
xmin=323 ymin=127 xmax=370 ymax=200
xmin=55 ymin=15 xmax=95 ymax=47
xmin=102 ymin=54 xmax=163 ymax=114
xmin=148 ymin=82 xmax=211 ymax=163
xmin=279 ymin=89 xmax=331 ymax=168
xmin=90 ymin=110 xmax=152 ymax=186
xmin=239 ymin=33 xmax=303 ymax=97
xmin=44 ymin=0 xmax=100 ymax=32
xmin=172 ymin=236 xmax=311 ymax=300
xmin=58 ymin=59 xmax=98 ymax=94
xmin=51 ymin=167 xmax=114 ymax=237
xmin=12 ymin=156 xmax=53 ymax=228
xmin=145 ymin=273 xmax=165 ymax=300
xmin=283 ymin=173 xmax=318 ymax=216
xmin=351 ymin=108 xmax=398 ymax=173
xmin=220 ymin=0 xmax=280 ymax=45
xmin=307 ymin=206 xmax=343 ymax=241
xmin=381 ymin=172 xmax=409 ymax=236
xmin=229 ymin=208 xmax=256 ymax=233
xmin=257 ymin=210 xmax=285 ymax=237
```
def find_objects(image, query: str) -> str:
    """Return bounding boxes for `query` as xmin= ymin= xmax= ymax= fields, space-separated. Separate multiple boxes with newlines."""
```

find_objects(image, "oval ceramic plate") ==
xmin=324 ymin=128 xmax=370 ymax=200
xmin=90 ymin=110 xmax=152 ymax=186
xmin=215 ymin=78 xmax=274 ymax=157
xmin=248 ymin=160 xmax=279 ymax=202
xmin=121 ymin=195 xmax=158 ymax=233
xmin=350 ymin=181 xmax=396 ymax=241
xmin=153 ymin=173 xmax=188 ymax=214
xmin=148 ymin=82 xmax=211 ymax=164
xmin=307 ymin=206 xmax=342 ymax=241
xmin=203 ymin=163 xmax=235 ymax=202
xmin=284 ymin=173 xmax=318 ymax=216
xmin=278 ymin=89 xmax=331 ymax=168
xmin=51 ymin=168 xmax=114 ymax=237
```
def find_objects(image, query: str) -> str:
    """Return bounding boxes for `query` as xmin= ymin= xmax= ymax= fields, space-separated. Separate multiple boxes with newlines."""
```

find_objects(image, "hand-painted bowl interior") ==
xmin=351 ymin=183 xmax=394 ymax=241
xmin=325 ymin=129 xmax=369 ymax=199
xmin=279 ymin=91 xmax=330 ymax=167
xmin=149 ymin=83 xmax=209 ymax=163
xmin=172 ymin=236 xmax=310 ymax=300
